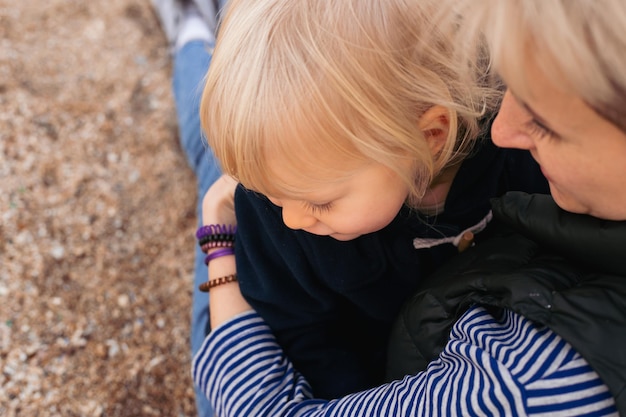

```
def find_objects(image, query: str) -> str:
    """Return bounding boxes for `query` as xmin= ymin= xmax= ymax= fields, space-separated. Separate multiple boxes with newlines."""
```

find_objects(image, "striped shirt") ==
xmin=193 ymin=306 xmax=617 ymax=416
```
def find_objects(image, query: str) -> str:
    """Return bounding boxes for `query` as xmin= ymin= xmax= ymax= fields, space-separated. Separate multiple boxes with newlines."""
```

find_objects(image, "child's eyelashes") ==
xmin=524 ymin=118 xmax=558 ymax=141
xmin=304 ymin=201 xmax=334 ymax=214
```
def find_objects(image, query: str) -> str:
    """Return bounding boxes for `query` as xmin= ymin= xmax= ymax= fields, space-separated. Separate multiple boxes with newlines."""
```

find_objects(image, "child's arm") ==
xmin=201 ymin=175 xmax=252 ymax=328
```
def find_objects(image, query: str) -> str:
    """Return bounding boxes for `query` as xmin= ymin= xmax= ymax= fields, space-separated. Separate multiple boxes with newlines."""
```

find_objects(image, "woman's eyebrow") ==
xmin=523 ymin=102 xmax=552 ymax=127
xmin=511 ymin=92 xmax=556 ymax=131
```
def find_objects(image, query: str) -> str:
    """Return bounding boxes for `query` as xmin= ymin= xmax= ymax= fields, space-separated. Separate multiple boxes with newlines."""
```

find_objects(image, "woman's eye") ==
xmin=524 ymin=118 xmax=558 ymax=140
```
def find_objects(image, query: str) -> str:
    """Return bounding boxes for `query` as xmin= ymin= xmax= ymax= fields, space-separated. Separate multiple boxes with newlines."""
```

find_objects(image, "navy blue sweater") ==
xmin=232 ymin=138 xmax=548 ymax=399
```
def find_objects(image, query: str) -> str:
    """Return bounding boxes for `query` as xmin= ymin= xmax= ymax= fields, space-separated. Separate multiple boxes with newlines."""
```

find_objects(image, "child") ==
xmin=198 ymin=0 xmax=548 ymax=399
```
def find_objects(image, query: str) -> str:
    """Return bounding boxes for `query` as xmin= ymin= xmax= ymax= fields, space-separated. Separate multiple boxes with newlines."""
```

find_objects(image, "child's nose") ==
xmin=281 ymin=203 xmax=318 ymax=231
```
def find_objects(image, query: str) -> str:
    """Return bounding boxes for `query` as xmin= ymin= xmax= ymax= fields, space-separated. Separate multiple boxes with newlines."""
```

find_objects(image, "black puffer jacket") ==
xmin=386 ymin=192 xmax=626 ymax=414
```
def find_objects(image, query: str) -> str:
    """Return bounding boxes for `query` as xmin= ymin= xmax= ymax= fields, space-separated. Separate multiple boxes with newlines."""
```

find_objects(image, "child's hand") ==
xmin=202 ymin=174 xmax=238 ymax=227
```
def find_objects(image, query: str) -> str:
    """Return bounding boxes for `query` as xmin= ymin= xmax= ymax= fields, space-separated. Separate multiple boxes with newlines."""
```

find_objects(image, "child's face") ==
xmin=265 ymin=160 xmax=411 ymax=241
xmin=492 ymin=58 xmax=626 ymax=221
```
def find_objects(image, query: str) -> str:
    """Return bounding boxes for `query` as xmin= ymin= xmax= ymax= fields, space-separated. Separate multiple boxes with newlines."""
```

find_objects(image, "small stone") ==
xmin=117 ymin=294 xmax=129 ymax=308
xmin=105 ymin=339 xmax=119 ymax=358
xmin=94 ymin=343 xmax=107 ymax=359
xmin=50 ymin=245 xmax=65 ymax=260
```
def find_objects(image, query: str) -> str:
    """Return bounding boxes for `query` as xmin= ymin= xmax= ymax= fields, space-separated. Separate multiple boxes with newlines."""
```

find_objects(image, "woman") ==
xmin=193 ymin=0 xmax=625 ymax=415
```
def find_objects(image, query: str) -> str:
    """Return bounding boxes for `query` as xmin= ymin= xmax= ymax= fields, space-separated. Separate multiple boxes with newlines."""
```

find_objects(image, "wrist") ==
xmin=207 ymin=253 xmax=236 ymax=276
xmin=196 ymin=223 xmax=237 ymax=292
xmin=209 ymin=282 xmax=253 ymax=328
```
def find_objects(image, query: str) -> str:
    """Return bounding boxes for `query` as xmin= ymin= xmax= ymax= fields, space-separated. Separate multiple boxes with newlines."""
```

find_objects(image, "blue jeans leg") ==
xmin=173 ymin=40 xmax=221 ymax=417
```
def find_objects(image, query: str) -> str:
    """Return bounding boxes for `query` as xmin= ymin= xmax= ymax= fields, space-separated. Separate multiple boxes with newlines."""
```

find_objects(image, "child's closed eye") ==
xmin=303 ymin=201 xmax=334 ymax=214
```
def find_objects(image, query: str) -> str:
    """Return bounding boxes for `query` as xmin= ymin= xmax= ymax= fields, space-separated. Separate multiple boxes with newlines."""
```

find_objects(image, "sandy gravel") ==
xmin=1 ymin=1 xmax=200 ymax=415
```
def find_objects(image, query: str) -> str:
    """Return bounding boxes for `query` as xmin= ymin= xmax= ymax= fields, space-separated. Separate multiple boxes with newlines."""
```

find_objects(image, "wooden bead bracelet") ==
xmin=198 ymin=273 xmax=238 ymax=293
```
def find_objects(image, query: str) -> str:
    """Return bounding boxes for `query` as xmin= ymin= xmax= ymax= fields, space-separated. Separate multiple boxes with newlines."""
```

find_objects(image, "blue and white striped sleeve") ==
xmin=192 ymin=307 xmax=617 ymax=417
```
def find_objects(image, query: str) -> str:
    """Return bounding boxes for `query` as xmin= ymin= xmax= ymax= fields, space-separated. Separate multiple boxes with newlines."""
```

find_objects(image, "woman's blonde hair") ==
xmin=447 ymin=0 xmax=626 ymax=133
xmin=201 ymin=0 xmax=500 ymax=204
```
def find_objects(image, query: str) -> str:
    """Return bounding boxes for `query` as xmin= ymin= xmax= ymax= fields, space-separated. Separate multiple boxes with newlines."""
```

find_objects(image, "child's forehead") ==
xmin=248 ymin=153 xmax=367 ymax=198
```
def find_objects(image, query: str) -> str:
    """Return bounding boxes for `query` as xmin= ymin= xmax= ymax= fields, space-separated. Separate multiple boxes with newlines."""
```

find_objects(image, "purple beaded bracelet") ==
xmin=196 ymin=224 xmax=237 ymax=253
xmin=203 ymin=247 xmax=235 ymax=265
xmin=196 ymin=224 xmax=237 ymax=241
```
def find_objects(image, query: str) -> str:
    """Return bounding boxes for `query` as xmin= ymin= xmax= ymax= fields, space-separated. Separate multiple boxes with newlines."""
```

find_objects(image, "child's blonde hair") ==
xmin=201 ymin=0 xmax=500 ymax=205
xmin=448 ymin=0 xmax=626 ymax=133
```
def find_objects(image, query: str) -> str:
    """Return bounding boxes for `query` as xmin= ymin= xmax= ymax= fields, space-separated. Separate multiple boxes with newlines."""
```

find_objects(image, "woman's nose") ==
xmin=491 ymin=91 xmax=535 ymax=151
xmin=281 ymin=202 xmax=318 ymax=231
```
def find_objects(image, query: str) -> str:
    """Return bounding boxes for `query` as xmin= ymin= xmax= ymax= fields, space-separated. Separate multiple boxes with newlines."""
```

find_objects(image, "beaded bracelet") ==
xmin=203 ymin=247 xmax=235 ymax=265
xmin=200 ymin=240 xmax=234 ymax=254
xmin=198 ymin=273 xmax=238 ymax=292
xmin=196 ymin=224 xmax=237 ymax=248
xmin=198 ymin=234 xmax=236 ymax=247
xmin=196 ymin=224 xmax=237 ymax=239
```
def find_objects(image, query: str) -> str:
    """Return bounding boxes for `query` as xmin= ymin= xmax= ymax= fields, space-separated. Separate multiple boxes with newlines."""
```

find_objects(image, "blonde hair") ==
xmin=447 ymin=0 xmax=626 ymax=132
xmin=201 ymin=0 xmax=500 ymax=204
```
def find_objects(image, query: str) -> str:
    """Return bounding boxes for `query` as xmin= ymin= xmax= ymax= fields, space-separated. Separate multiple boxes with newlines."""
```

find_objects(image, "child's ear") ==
xmin=417 ymin=105 xmax=450 ymax=157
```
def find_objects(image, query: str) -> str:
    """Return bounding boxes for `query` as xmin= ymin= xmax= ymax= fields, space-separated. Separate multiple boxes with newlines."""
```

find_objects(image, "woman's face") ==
xmin=492 ymin=60 xmax=626 ymax=221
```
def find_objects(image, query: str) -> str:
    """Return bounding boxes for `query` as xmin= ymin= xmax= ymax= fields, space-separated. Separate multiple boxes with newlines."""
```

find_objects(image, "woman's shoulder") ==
xmin=493 ymin=192 xmax=626 ymax=275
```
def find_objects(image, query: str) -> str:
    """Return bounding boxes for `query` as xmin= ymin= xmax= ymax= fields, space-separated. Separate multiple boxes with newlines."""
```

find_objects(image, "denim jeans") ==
xmin=173 ymin=40 xmax=220 ymax=417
